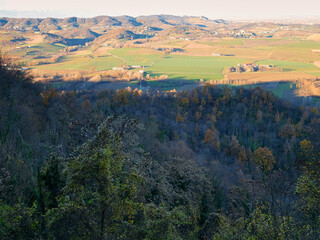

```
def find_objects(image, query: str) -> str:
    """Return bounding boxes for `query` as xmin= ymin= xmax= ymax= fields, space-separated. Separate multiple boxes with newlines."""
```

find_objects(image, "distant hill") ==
xmin=136 ymin=15 xmax=176 ymax=28
xmin=59 ymin=28 xmax=100 ymax=39
xmin=113 ymin=15 xmax=143 ymax=27
xmin=42 ymin=32 xmax=67 ymax=44
xmin=0 ymin=15 xmax=223 ymax=32
xmin=38 ymin=18 xmax=61 ymax=31
xmin=0 ymin=15 xmax=232 ymax=47
xmin=94 ymin=28 xmax=148 ymax=42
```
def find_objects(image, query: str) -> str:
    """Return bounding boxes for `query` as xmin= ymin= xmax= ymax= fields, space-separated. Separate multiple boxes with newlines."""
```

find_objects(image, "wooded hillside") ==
xmin=0 ymin=56 xmax=319 ymax=239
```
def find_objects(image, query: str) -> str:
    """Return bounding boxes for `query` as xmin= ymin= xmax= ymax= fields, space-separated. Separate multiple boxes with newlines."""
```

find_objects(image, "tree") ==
xmin=296 ymin=139 xmax=314 ymax=167
xmin=46 ymin=118 xmax=142 ymax=239
xmin=180 ymin=97 xmax=189 ymax=107
xmin=278 ymin=123 xmax=296 ymax=138
xmin=295 ymin=140 xmax=320 ymax=238
xmin=213 ymin=203 xmax=299 ymax=240
xmin=238 ymin=146 xmax=247 ymax=163
xmin=252 ymin=147 xmax=275 ymax=172
xmin=225 ymin=135 xmax=240 ymax=158
xmin=204 ymin=128 xmax=221 ymax=151
xmin=176 ymin=113 xmax=184 ymax=123
xmin=0 ymin=201 xmax=40 ymax=240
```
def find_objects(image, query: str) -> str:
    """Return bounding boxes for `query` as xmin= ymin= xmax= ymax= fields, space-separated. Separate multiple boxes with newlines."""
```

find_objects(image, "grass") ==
xmin=196 ymin=39 xmax=320 ymax=62
xmin=147 ymin=55 xmax=246 ymax=81
xmin=147 ymin=80 xmax=190 ymax=91
xmin=256 ymin=59 xmax=320 ymax=72
xmin=218 ymin=47 xmax=270 ymax=58
xmin=34 ymin=42 xmax=65 ymax=53
xmin=280 ymin=41 xmax=320 ymax=50
xmin=108 ymin=48 xmax=162 ymax=66
xmin=194 ymin=39 xmax=320 ymax=62
xmin=165 ymin=40 xmax=186 ymax=47
xmin=258 ymin=40 xmax=320 ymax=62
xmin=270 ymin=83 xmax=297 ymax=98
xmin=199 ymin=39 xmax=244 ymax=46
xmin=308 ymin=72 xmax=320 ymax=77
xmin=34 ymin=55 xmax=123 ymax=71
xmin=240 ymin=82 xmax=297 ymax=98
xmin=3 ymin=35 xmax=320 ymax=93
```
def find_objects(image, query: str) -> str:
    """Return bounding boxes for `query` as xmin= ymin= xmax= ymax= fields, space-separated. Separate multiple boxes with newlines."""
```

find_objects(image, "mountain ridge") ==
xmin=0 ymin=14 xmax=225 ymax=31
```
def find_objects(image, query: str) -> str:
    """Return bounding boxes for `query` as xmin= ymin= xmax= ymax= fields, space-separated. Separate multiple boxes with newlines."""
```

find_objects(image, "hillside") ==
xmin=0 ymin=15 xmax=222 ymax=31
xmin=59 ymin=28 xmax=100 ymax=39
xmin=0 ymin=57 xmax=319 ymax=239
xmin=93 ymin=28 xmax=142 ymax=41
xmin=1 ymin=15 xmax=320 ymax=99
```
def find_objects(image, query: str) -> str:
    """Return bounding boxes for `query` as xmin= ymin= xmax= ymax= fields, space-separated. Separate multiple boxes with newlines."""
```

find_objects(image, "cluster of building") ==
xmin=169 ymin=37 xmax=194 ymax=41
xmin=212 ymin=53 xmax=234 ymax=57
xmin=210 ymin=25 xmax=303 ymax=39
xmin=210 ymin=30 xmax=257 ymax=39
xmin=112 ymin=65 xmax=144 ymax=73
xmin=152 ymin=47 xmax=183 ymax=53
xmin=228 ymin=63 xmax=281 ymax=73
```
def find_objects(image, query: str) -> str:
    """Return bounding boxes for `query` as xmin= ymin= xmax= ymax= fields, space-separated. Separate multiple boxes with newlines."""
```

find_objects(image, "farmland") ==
xmin=1 ymin=16 xmax=320 ymax=98
xmin=35 ymin=55 xmax=123 ymax=71
xmin=107 ymin=48 xmax=162 ymax=66
xmin=147 ymin=55 xmax=245 ymax=81
xmin=25 ymin=40 xmax=320 ymax=81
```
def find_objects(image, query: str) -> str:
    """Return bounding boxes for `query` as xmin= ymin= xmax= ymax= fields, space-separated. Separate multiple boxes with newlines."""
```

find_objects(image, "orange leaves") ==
xmin=40 ymin=88 xmax=58 ymax=105
xmin=252 ymin=147 xmax=275 ymax=172
xmin=203 ymin=128 xmax=221 ymax=151
xmin=176 ymin=113 xmax=184 ymax=123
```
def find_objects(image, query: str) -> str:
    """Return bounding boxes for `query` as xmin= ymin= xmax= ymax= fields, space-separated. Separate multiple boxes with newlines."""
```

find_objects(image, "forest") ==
xmin=0 ymin=56 xmax=319 ymax=239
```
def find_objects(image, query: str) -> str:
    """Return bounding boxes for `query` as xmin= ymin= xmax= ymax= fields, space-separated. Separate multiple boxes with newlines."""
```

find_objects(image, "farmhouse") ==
xmin=112 ymin=67 xmax=125 ymax=70
xmin=228 ymin=63 xmax=280 ymax=73
xmin=236 ymin=66 xmax=245 ymax=73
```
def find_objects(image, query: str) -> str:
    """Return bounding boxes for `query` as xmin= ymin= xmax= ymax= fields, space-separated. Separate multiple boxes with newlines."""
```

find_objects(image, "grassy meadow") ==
xmin=147 ymin=55 xmax=245 ymax=81
xmin=107 ymin=48 xmax=163 ymax=66
xmin=35 ymin=55 xmax=123 ymax=71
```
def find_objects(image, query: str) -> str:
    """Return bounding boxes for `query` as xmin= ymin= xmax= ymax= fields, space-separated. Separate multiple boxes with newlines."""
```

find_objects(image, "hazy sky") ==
xmin=0 ymin=0 xmax=320 ymax=19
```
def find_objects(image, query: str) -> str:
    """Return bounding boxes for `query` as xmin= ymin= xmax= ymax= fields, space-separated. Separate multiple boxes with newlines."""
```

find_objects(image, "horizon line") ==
xmin=0 ymin=10 xmax=319 ymax=22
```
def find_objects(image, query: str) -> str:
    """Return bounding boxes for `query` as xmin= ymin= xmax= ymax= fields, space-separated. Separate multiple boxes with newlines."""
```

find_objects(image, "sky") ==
xmin=0 ymin=0 xmax=320 ymax=19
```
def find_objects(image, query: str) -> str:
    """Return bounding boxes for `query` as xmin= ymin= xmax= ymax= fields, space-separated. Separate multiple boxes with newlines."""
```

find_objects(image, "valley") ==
xmin=1 ymin=13 xmax=320 ymax=240
xmin=1 ymin=15 xmax=320 ymax=100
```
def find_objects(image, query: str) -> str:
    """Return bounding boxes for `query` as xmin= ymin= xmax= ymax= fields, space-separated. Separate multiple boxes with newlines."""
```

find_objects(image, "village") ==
xmin=227 ymin=63 xmax=282 ymax=73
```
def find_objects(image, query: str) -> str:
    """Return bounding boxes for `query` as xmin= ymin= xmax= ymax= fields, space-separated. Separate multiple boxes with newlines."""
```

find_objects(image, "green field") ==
xmin=108 ymin=48 xmax=162 ymax=66
xmin=275 ymin=41 xmax=320 ymax=50
xmin=256 ymin=40 xmax=320 ymax=62
xmin=35 ymin=55 xmax=123 ymax=71
xmin=34 ymin=48 xmax=248 ymax=81
xmin=236 ymin=82 xmax=297 ymax=99
xmin=256 ymin=59 xmax=320 ymax=72
xmin=308 ymin=72 xmax=320 ymax=77
xmin=3 ymin=31 xmax=320 ymax=94
xmin=33 ymin=42 xmax=66 ymax=53
xmin=6 ymin=42 xmax=67 ymax=58
xmin=147 ymin=55 xmax=246 ymax=81
xmin=196 ymin=39 xmax=320 ymax=63
xmin=26 ymin=39 xmax=320 ymax=81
